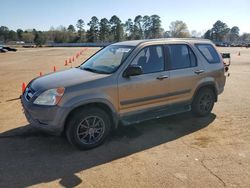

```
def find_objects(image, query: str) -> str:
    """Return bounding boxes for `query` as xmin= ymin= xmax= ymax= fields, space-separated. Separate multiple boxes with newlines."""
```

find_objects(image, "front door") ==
xmin=118 ymin=45 xmax=171 ymax=115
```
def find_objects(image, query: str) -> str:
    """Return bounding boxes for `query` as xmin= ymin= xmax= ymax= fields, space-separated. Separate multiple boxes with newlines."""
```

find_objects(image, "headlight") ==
xmin=34 ymin=87 xmax=65 ymax=106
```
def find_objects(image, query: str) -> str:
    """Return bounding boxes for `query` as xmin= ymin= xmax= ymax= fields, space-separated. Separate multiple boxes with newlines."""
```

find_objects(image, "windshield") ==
xmin=80 ymin=45 xmax=134 ymax=74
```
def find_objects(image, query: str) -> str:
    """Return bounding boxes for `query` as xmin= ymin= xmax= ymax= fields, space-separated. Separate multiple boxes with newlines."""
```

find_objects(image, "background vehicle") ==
xmin=0 ymin=46 xmax=17 ymax=52
xmin=0 ymin=46 xmax=8 ymax=53
xmin=21 ymin=39 xmax=226 ymax=150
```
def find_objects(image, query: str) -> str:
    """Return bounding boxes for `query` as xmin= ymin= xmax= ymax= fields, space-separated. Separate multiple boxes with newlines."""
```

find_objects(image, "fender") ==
xmin=192 ymin=81 xmax=218 ymax=102
xmin=61 ymin=94 xmax=119 ymax=128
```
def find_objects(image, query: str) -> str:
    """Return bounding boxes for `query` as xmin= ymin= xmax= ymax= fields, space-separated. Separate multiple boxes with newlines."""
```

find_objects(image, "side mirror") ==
xmin=123 ymin=65 xmax=143 ymax=77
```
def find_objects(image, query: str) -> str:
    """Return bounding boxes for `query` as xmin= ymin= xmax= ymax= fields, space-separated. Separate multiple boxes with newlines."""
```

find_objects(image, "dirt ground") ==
xmin=0 ymin=46 xmax=250 ymax=188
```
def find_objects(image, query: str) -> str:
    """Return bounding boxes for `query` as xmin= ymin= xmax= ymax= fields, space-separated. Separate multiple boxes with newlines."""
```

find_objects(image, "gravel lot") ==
xmin=0 ymin=47 xmax=249 ymax=187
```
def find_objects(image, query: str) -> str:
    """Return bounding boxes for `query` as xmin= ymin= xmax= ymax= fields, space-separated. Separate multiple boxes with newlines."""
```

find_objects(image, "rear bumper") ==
xmin=21 ymin=95 xmax=69 ymax=135
xmin=218 ymin=75 xmax=226 ymax=96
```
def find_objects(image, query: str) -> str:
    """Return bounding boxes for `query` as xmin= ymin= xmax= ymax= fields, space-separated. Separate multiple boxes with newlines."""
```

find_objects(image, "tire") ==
xmin=66 ymin=107 xmax=111 ymax=150
xmin=192 ymin=88 xmax=215 ymax=117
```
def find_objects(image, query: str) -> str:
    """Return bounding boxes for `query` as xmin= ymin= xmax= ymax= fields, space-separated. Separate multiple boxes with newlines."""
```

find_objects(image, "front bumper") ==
xmin=21 ymin=95 xmax=69 ymax=135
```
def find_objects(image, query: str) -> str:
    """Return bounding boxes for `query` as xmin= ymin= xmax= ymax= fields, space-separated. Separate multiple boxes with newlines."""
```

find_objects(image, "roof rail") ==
xmin=138 ymin=38 xmax=211 ymax=42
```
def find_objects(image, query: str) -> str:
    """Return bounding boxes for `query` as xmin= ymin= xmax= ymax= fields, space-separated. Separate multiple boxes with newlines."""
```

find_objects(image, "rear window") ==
xmin=195 ymin=44 xmax=220 ymax=64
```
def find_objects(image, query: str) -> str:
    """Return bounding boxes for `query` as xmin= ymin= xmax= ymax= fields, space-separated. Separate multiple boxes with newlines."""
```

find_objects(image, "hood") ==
xmin=30 ymin=68 xmax=109 ymax=91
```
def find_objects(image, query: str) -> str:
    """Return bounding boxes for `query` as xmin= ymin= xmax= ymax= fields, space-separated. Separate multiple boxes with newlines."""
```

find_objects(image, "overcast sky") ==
xmin=1 ymin=0 xmax=250 ymax=34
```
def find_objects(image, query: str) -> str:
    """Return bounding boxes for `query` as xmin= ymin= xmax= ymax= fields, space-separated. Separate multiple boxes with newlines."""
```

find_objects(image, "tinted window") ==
xmin=195 ymin=44 xmax=220 ymax=64
xmin=168 ymin=44 xmax=197 ymax=70
xmin=131 ymin=45 xmax=164 ymax=74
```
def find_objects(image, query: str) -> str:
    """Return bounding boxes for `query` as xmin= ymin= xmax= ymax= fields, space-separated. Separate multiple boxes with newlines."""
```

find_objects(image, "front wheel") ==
xmin=66 ymin=108 xmax=111 ymax=150
xmin=192 ymin=88 xmax=215 ymax=117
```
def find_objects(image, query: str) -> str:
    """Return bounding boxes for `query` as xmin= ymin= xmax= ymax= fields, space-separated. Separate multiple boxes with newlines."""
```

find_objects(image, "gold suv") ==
xmin=21 ymin=39 xmax=226 ymax=149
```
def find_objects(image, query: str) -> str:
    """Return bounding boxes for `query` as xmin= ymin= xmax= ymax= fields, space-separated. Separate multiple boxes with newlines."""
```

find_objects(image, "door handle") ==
xmin=156 ymin=75 xmax=169 ymax=80
xmin=194 ymin=70 xmax=204 ymax=75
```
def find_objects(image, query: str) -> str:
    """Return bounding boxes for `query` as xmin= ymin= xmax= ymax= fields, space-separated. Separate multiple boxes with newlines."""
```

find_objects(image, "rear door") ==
xmin=166 ymin=44 xmax=204 ymax=104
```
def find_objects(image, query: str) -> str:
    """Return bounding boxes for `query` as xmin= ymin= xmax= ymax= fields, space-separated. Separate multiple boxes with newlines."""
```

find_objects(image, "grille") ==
xmin=24 ymin=86 xmax=35 ymax=101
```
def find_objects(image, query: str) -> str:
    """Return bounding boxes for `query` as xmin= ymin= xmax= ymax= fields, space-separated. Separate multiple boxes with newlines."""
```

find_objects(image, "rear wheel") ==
xmin=192 ymin=88 xmax=215 ymax=117
xmin=66 ymin=108 xmax=111 ymax=150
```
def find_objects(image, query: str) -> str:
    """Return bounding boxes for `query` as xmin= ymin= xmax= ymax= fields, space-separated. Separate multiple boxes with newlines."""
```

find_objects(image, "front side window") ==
xmin=168 ymin=44 xmax=197 ymax=70
xmin=131 ymin=45 xmax=164 ymax=74
xmin=80 ymin=45 xmax=134 ymax=74
xmin=195 ymin=44 xmax=220 ymax=64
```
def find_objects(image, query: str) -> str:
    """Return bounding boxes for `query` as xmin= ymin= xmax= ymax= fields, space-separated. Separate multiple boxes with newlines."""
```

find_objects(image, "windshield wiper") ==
xmin=80 ymin=67 xmax=109 ymax=74
xmin=81 ymin=67 xmax=97 ymax=72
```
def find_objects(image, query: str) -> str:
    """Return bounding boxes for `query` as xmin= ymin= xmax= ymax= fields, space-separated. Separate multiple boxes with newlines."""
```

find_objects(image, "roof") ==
xmin=113 ymin=38 xmax=211 ymax=47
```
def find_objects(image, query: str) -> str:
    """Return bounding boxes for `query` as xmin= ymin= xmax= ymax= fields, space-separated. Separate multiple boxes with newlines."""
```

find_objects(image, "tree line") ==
xmin=0 ymin=15 xmax=249 ymax=46
xmin=204 ymin=20 xmax=249 ymax=43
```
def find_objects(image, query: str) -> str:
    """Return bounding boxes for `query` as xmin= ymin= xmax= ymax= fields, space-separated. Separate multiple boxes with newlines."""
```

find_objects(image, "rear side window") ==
xmin=167 ymin=44 xmax=197 ymax=70
xmin=195 ymin=44 xmax=220 ymax=64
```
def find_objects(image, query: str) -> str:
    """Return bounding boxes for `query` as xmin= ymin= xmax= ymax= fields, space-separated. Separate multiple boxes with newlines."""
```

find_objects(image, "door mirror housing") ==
xmin=123 ymin=65 xmax=143 ymax=77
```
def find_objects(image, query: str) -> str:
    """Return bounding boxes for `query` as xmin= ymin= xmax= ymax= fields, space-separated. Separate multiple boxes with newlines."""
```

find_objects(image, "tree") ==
xmin=229 ymin=26 xmax=240 ymax=42
xmin=150 ymin=15 xmax=163 ymax=38
xmin=56 ymin=25 xmax=66 ymax=32
xmin=16 ymin=29 xmax=23 ymax=41
xmin=87 ymin=16 xmax=99 ymax=42
xmin=66 ymin=25 xmax=78 ymax=42
xmin=164 ymin=31 xmax=171 ymax=38
xmin=109 ymin=15 xmax=124 ymax=42
xmin=67 ymin=25 xmax=75 ymax=33
xmin=142 ymin=15 xmax=152 ymax=39
xmin=169 ymin=20 xmax=190 ymax=38
xmin=45 ymin=27 xmax=56 ymax=43
xmin=2 ymin=16 xmax=249 ymax=44
xmin=125 ymin=18 xmax=134 ymax=40
xmin=8 ymin=30 xmax=17 ymax=41
xmin=76 ymin=19 xmax=85 ymax=42
xmin=191 ymin=30 xmax=201 ymax=38
xmin=204 ymin=29 xmax=212 ymax=40
xmin=99 ymin=18 xmax=110 ymax=42
xmin=0 ymin=26 xmax=9 ymax=42
xmin=54 ymin=31 xmax=67 ymax=43
xmin=22 ymin=32 xmax=35 ymax=43
xmin=32 ymin=29 xmax=37 ymax=36
xmin=134 ymin=15 xmax=143 ymax=39
xmin=211 ymin=20 xmax=230 ymax=42
xmin=240 ymin=33 xmax=250 ymax=42
xmin=34 ymin=31 xmax=46 ymax=46
xmin=54 ymin=26 xmax=70 ymax=43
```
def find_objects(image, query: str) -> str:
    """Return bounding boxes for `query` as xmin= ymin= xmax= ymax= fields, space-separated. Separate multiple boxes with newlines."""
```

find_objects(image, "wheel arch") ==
xmin=192 ymin=82 xmax=218 ymax=103
xmin=63 ymin=101 xmax=119 ymax=133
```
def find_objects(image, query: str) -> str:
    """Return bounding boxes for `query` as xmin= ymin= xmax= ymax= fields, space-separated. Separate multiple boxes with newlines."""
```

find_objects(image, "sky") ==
xmin=1 ymin=0 xmax=250 ymax=34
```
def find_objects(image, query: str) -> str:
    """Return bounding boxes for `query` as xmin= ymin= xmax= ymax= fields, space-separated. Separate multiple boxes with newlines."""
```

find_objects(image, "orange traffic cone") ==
xmin=22 ymin=82 xmax=26 ymax=94
xmin=238 ymin=51 xmax=241 ymax=56
xmin=72 ymin=57 xmax=75 ymax=62
xmin=53 ymin=66 xmax=56 ymax=72
xmin=39 ymin=72 xmax=43 ymax=76
xmin=69 ymin=58 xmax=72 ymax=64
xmin=64 ymin=60 xmax=68 ymax=66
